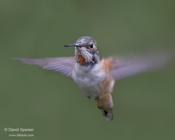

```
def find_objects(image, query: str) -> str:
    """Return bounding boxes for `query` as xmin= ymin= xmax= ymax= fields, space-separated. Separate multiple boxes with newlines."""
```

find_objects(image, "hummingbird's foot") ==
xmin=86 ymin=95 xmax=98 ymax=100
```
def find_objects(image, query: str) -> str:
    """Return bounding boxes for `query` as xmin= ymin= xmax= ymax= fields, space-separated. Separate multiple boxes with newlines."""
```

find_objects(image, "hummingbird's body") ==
xmin=72 ymin=58 xmax=113 ymax=98
xmin=16 ymin=36 xmax=172 ymax=120
xmin=72 ymin=58 xmax=115 ymax=119
xmin=72 ymin=61 xmax=106 ymax=99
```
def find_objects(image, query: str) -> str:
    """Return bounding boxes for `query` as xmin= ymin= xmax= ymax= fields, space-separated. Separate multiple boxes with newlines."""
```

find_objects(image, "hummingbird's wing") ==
xmin=16 ymin=57 xmax=75 ymax=77
xmin=111 ymin=52 xmax=172 ymax=80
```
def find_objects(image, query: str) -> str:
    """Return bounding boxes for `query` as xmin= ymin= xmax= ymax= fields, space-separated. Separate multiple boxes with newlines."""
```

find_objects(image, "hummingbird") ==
xmin=16 ymin=36 xmax=172 ymax=120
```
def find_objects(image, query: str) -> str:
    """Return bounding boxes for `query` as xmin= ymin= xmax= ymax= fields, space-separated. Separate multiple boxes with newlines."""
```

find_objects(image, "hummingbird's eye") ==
xmin=89 ymin=44 xmax=93 ymax=48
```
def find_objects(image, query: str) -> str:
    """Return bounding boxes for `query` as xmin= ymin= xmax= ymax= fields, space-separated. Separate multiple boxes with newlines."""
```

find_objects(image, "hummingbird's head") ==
xmin=64 ymin=36 xmax=100 ymax=65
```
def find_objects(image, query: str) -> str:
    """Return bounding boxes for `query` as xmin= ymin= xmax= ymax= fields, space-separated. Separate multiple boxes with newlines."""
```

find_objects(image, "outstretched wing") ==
xmin=111 ymin=52 xmax=172 ymax=80
xmin=16 ymin=57 xmax=75 ymax=77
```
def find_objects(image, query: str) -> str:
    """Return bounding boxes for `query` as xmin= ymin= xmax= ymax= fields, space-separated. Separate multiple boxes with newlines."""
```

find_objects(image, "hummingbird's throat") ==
xmin=76 ymin=48 xmax=95 ymax=65
xmin=76 ymin=53 xmax=96 ymax=65
xmin=77 ymin=54 xmax=86 ymax=65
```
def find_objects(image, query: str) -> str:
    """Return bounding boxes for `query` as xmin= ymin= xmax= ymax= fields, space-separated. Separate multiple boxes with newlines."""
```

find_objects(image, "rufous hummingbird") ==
xmin=16 ymin=36 xmax=172 ymax=120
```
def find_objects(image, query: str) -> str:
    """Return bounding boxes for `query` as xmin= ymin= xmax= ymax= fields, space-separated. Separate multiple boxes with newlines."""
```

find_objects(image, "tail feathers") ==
xmin=102 ymin=110 xmax=113 ymax=121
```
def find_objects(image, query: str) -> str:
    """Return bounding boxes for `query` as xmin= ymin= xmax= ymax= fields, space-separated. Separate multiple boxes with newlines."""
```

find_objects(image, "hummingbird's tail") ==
xmin=102 ymin=109 xmax=113 ymax=121
xmin=96 ymin=94 xmax=114 ymax=121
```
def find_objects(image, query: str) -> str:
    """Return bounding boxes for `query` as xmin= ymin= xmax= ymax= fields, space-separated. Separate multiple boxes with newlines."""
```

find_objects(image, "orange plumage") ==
xmin=77 ymin=54 xmax=86 ymax=65
xmin=96 ymin=58 xmax=115 ymax=120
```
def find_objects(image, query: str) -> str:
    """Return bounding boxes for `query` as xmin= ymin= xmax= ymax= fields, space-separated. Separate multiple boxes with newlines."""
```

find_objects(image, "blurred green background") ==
xmin=0 ymin=0 xmax=175 ymax=140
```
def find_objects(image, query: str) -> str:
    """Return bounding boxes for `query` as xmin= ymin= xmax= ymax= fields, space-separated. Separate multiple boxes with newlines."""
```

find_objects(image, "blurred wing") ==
xmin=16 ymin=57 xmax=75 ymax=77
xmin=112 ymin=52 xmax=172 ymax=80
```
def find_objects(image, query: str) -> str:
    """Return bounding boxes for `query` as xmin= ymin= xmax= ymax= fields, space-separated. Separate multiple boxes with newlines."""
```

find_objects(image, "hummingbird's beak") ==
xmin=64 ymin=44 xmax=77 ymax=48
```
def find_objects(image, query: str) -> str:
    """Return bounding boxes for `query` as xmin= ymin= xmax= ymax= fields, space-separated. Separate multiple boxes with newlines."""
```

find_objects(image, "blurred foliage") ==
xmin=0 ymin=0 xmax=175 ymax=140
